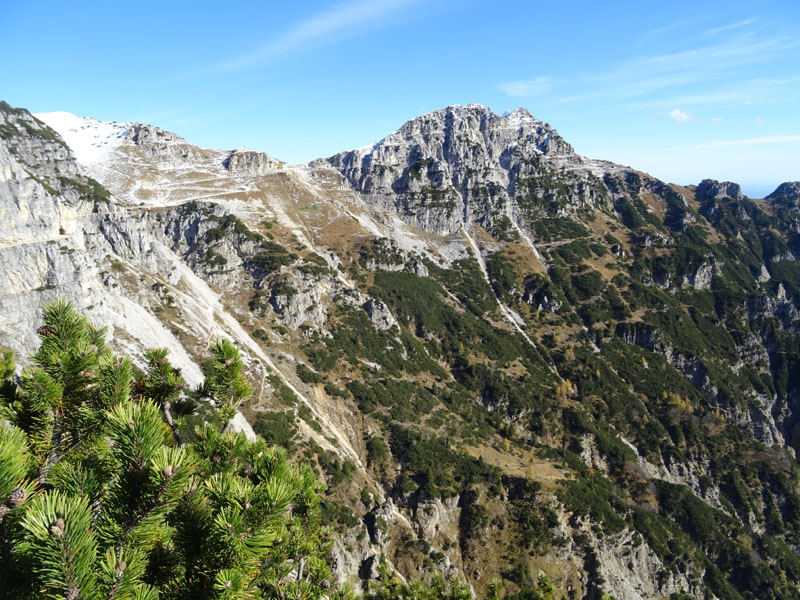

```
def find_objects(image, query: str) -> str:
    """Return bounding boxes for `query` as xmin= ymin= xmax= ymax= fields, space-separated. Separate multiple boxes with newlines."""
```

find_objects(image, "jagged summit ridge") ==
xmin=322 ymin=103 xmax=574 ymax=170
xmin=695 ymin=178 xmax=745 ymax=202
xmin=315 ymin=104 xmax=606 ymax=235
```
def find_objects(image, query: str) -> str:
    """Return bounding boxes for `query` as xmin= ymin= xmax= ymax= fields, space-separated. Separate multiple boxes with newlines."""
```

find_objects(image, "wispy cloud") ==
xmin=697 ymin=135 xmax=800 ymax=149
xmin=209 ymin=0 xmax=424 ymax=73
xmin=626 ymin=20 xmax=690 ymax=49
xmin=706 ymin=18 xmax=757 ymax=35
xmin=548 ymin=35 xmax=797 ymax=105
xmin=497 ymin=77 xmax=555 ymax=98
xmin=669 ymin=108 xmax=692 ymax=123
xmin=632 ymin=77 xmax=800 ymax=109
xmin=593 ymin=36 xmax=791 ymax=92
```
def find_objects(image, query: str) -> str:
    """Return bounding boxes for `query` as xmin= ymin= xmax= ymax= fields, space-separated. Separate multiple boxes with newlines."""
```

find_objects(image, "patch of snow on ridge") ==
xmin=34 ymin=111 xmax=130 ymax=168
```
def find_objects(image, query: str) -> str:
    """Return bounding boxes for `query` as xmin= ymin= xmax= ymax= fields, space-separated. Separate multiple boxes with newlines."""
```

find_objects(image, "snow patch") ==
xmin=34 ymin=111 xmax=130 ymax=170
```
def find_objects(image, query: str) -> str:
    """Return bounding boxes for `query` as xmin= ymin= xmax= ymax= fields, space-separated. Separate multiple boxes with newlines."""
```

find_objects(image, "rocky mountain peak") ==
xmin=315 ymin=104 xmax=583 ymax=234
xmin=695 ymin=178 xmax=744 ymax=202
xmin=767 ymin=181 xmax=800 ymax=208
xmin=387 ymin=103 xmax=573 ymax=158
xmin=1 ymin=103 xmax=77 ymax=172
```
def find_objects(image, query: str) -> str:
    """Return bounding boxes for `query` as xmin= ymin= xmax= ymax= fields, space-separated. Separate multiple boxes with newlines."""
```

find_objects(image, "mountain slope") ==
xmin=4 ymin=99 xmax=800 ymax=599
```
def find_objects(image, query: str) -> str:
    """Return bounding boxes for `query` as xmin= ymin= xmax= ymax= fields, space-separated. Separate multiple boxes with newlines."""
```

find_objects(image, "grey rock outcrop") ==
xmin=128 ymin=123 xmax=205 ymax=162
xmin=684 ymin=262 xmax=715 ymax=290
xmin=767 ymin=181 xmax=800 ymax=208
xmin=362 ymin=298 xmax=396 ymax=331
xmin=696 ymin=178 xmax=744 ymax=202
xmin=223 ymin=149 xmax=283 ymax=174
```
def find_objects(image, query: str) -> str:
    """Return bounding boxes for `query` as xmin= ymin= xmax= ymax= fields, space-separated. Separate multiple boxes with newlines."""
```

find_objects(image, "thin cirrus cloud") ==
xmin=207 ymin=0 xmax=426 ymax=73
xmin=632 ymin=77 xmax=800 ymax=109
xmin=696 ymin=135 xmax=800 ymax=149
xmin=497 ymin=77 xmax=556 ymax=98
xmin=705 ymin=18 xmax=757 ymax=35
xmin=499 ymin=30 xmax=796 ymax=105
xmin=585 ymin=36 xmax=794 ymax=99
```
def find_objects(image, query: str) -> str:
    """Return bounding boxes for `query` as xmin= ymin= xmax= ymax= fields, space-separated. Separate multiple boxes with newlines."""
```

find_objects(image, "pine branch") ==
xmin=115 ymin=476 xmax=172 ymax=550
xmin=54 ymin=523 xmax=82 ymax=600
xmin=161 ymin=400 xmax=185 ymax=449
xmin=38 ymin=408 xmax=64 ymax=484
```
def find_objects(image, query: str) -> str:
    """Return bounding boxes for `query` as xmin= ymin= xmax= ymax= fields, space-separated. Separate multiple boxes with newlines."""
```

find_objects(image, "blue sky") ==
xmin=3 ymin=0 xmax=799 ymax=196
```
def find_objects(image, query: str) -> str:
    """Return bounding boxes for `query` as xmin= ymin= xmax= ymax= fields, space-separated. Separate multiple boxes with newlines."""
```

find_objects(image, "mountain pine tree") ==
xmin=0 ymin=300 xmax=338 ymax=600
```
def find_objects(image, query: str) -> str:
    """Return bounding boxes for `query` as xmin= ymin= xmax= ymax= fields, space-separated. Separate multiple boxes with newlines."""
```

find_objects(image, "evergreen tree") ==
xmin=203 ymin=339 xmax=252 ymax=427
xmin=0 ymin=300 xmax=334 ymax=600
xmin=137 ymin=348 xmax=186 ymax=447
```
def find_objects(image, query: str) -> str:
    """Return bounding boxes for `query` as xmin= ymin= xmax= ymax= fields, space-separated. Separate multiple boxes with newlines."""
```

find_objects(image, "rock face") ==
xmin=0 ymin=104 xmax=89 ymax=246
xmin=362 ymin=298 xmax=396 ymax=331
xmin=6 ymin=99 xmax=800 ymax=600
xmin=267 ymin=271 xmax=332 ymax=330
xmin=594 ymin=529 xmax=700 ymax=600
xmin=695 ymin=178 xmax=744 ymax=201
xmin=317 ymin=104 xmax=611 ymax=235
xmin=223 ymin=149 xmax=283 ymax=174
xmin=127 ymin=123 xmax=205 ymax=162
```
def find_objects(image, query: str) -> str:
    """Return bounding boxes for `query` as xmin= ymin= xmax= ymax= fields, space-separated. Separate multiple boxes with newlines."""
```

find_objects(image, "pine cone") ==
xmin=0 ymin=506 xmax=9 ymax=520
xmin=162 ymin=465 xmax=175 ymax=478
xmin=8 ymin=488 xmax=27 ymax=507
xmin=37 ymin=325 xmax=55 ymax=337
xmin=321 ymin=579 xmax=331 ymax=589
xmin=51 ymin=517 xmax=66 ymax=536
